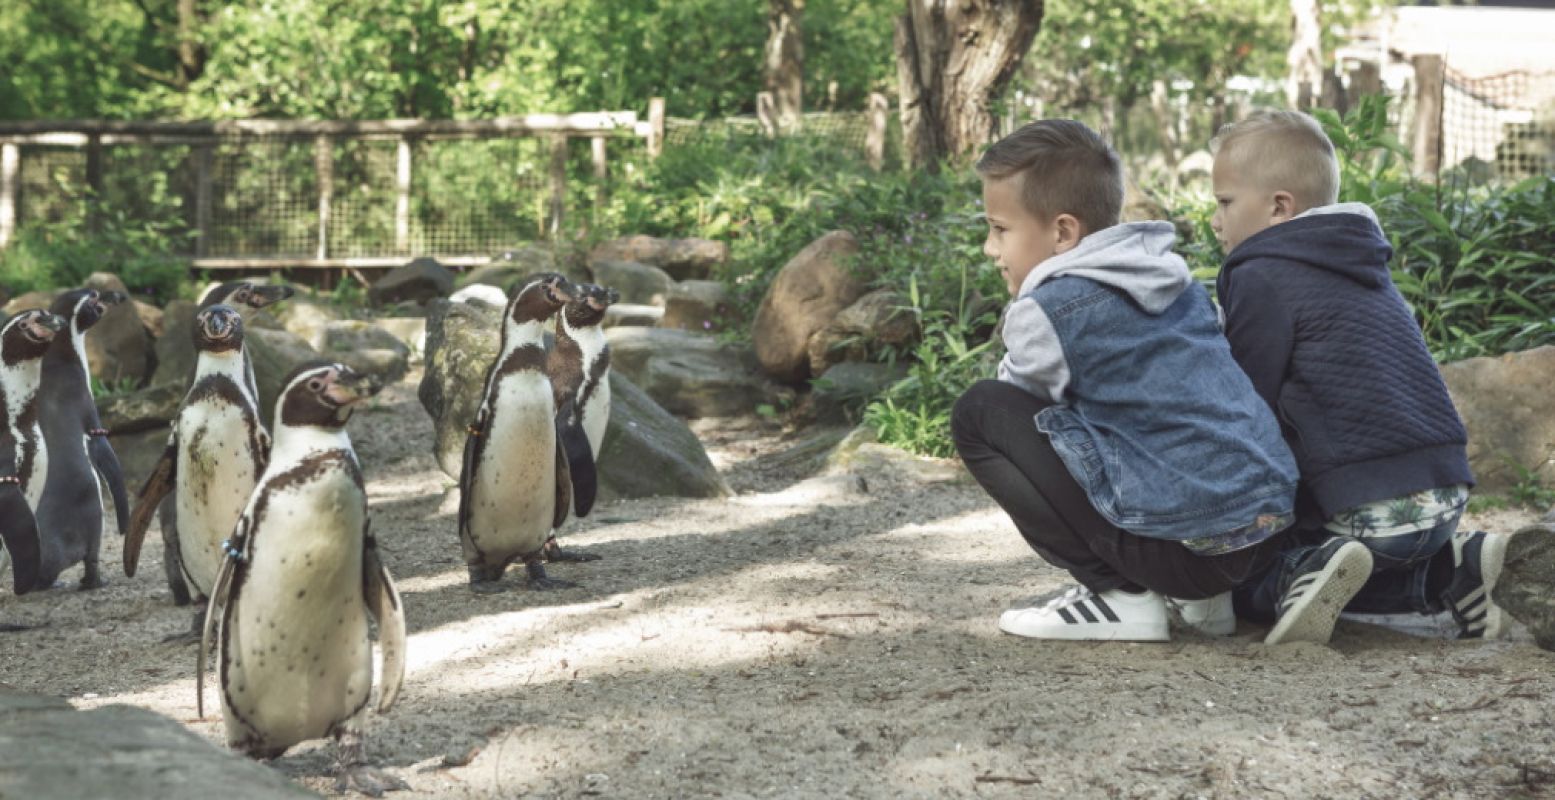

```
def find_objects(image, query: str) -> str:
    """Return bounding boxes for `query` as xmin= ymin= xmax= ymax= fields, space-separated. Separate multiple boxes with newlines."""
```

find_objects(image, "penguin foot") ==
xmin=77 ymin=575 xmax=107 ymax=591
xmin=523 ymin=561 xmax=578 ymax=591
xmin=333 ymin=765 xmax=409 ymax=797
xmin=542 ymin=538 xmax=602 ymax=563
xmin=1 ymin=622 xmax=37 ymax=633
xmin=161 ymin=628 xmax=201 ymax=645
xmin=468 ymin=581 xmax=507 ymax=595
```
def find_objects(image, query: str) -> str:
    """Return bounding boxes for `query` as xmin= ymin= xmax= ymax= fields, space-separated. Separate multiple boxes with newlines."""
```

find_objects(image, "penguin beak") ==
xmin=37 ymin=313 xmax=66 ymax=333
xmin=324 ymin=369 xmax=381 ymax=407
xmin=548 ymin=277 xmax=577 ymax=305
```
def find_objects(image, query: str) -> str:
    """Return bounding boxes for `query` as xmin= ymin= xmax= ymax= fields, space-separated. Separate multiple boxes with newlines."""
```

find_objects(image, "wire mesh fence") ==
xmin=1441 ymin=67 xmax=1555 ymax=180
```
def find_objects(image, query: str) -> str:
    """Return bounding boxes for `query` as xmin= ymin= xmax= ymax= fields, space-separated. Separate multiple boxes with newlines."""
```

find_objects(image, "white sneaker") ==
xmin=1167 ymin=592 xmax=1236 ymax=636
xmin=1266 ymin=537 xmax=1373 ymax=646
xmin=999 ymin=585 xmax=1169 ymax=642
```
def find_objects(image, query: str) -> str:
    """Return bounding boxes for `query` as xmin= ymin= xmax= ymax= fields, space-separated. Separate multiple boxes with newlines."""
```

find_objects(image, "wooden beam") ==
xmin=191 ymin=256 xmax=494 ymax=270
xmin=395 ymin=136 xmax=413 ymax=254
xmin=0 ymin=113 xmax=642 ymax=140
xmin=1411 ymin=54 xmax=1445 ymax=181
xmin=866 ymin=92 xmax=889 ymax=171
xmin=647 ymin=97 xmax=665 ymax=159
xmin=0 ymin=144 xmax=17 ymax=249
xmin=315 ymin=135 xmax=332 ymax=260
xmin=591 ymin=135 xmax=608 ymax=213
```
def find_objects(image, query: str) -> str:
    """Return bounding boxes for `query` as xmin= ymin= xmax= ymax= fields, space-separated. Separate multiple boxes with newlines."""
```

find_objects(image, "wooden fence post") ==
xmin=193 ymin=143 xmax=213 ymax=258
xmin=315 ymin=135 xmax=332 ymax=260
xmin=590 ymin=135 xmax=608 ymax=213
xmin=395 ymin=135 xmax=413 ymax=254
xmin=85 ymin=133 xmax=103 ymax=230
xmin=756 ymin=91 xmax=777 ymax=137
xmin=548 ymin=134 xmax=568 ymax=237
xmin=648 ymin=97 xmax=665 ymax=159
xmin=866 ymin=92 xmax=889 ymax=171
xmin=1411 ymin=54 xmax=1445 ymax=181
xmin=0 ymin=143 xmax=17 ymax=249
xmin=1348 ymin=61 xmax=1383 ymax=99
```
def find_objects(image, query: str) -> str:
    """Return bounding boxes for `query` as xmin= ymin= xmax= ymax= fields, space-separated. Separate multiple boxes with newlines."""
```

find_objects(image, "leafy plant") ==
xmin=90 ymin=375 xmax=141 ymax=398
xmin=0 ymin=199 xmax=191 ymax=303
xmin=1505 ymin=461 xmax=1555 ymax=511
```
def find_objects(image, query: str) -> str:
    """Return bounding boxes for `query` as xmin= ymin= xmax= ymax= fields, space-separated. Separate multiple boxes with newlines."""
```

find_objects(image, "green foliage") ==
xmin=1505 ymin=461 xmax=1555 ymax=511
xmin=90 ymin=376 xmax=141 ymax=398
xmin=0 ymin=200 xmax=192 ymax=303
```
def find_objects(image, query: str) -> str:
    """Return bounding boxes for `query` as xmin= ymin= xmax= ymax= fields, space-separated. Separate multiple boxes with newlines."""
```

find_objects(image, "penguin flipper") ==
xmin=362 ymin=530 xmax=406 ymax=713
xmin=556 ymin=406 xmax=597 ymax=519
xmin=125 ymin=439 xmax=178 ymax=577
xmin=457 ymin=408 xmax=489 ymax=546
xmin=88 ymin=434 xmax=132 ymax=536
xmin=0 ymin=484 xmax=42 ymax=595
xmin=199 ymin=513 xmax=248 ymax=719
xmin=553 ymin=435 xmax=573 ymax=531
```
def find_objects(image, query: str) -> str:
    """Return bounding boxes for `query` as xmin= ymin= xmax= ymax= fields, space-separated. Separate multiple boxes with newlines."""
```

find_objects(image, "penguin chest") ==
xmin=222 ymin=473 xmax=370 ymax=748
xmin=581 ymin=377 xmax=610 ymax=458
xmin=176 ymin=402 xmax=262 ymax=597
xmin=469 ymin=372 xmax=555 ymax=556
xmin=21 ymin=426 xmax=46 ymax=509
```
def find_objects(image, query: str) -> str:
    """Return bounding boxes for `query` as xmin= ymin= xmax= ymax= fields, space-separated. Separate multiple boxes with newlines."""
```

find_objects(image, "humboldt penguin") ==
xmin=199 ymin=362 xmax=406 ymax=795
xmin=0 ymin=310 xmax=67 ymax=599
xmin=34 ymin=288 xmax=131 ymax=590
xmin=125 ymin=305 xmax=267 ymax=641
xmin=543 ymin=283 xmax=619 ymax=562
xmin=459 ymin=273 xmax=578 ymax=592
xmin=198 ymin=280 xmax=296 ymax=311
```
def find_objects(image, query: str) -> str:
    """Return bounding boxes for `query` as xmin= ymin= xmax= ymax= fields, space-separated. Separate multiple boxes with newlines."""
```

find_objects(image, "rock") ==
xmin=83 ymin=272 xmax=129 ymax=295
xmin=149 ymin=300 xmax=198 ymax=388
xmin=806 ymin=289 xmax=918 ymax=377
xmin=97 ymin=383 xmax=184 ymax=435
xmin=269 ymin=296 xmax=344 ymax=350
xmin=0 ymin=687 xmax=319 ymax=799
xmin=603 ymin=304 xmax=665 ymax=328
xmin=597 ymin=372 xmax=730 ymax=501
xmin=589 ymin=235 xmax=729 ymax=281
xmin=109 ymin=426 xmax=173 ymax=491
xmin=751 ymin=230 xmax=867 ymax=384
xmin=2 ymin=290 xmax=61 ymax=317
xmin=450 ymin=283 xmax=508 ymax=308
xmin=1440 ymin=345 xmax=1555 ymax=492
xmin=660 ymin=280 xmax=736 ymax=333
xmin=606 ymin=327 xmax=781 ymax=418
xmin=85 ymin=298 xmax=155 ymax=387
xmin=419 ymin=298 xmax=728 ymax=499
xmin=1491 ymin=521 xmax=1555 ymax=651
xmin=248 ymin=328 xmax=323 ymax=416
xmin=455 ymin=245 xmax=588 ymax=292
xmin=809 ymin=361 xmax=907 ymax=424
xmin=374 ymin=318 xmax=428 ymax=361
xmin=590 ymin=260 xmax=673 ymax=307
xmin=320 ymin=321 xmax=410 ymax=385
xmin=824 ymin=424 xmax=969 ymax=486
xmin=369 ymin=257 xmax=454 ymax=307
xmin=131 ymin=300 xmax=165 ymax=338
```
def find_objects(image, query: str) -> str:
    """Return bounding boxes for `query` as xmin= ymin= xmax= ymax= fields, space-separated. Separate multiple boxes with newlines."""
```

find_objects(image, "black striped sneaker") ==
xmin=1265 ymin=537 xmax=1373 ymax=646
xmin=1443 ymin=529 xmax=1512 ymax=639
xmin=998 ymin=585 xmax=1169 ymax=641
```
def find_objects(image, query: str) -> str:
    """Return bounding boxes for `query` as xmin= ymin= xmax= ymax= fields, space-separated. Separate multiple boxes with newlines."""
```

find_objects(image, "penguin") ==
xmin=199 ymin=362 xmax=406 ymax=795
xmin=198 ymin=280 xmax=296 ymax=311
xmin=459 ymin=273 xmax=578 ymax=592
xmin=542 ymin=283 xmax=619 ymax=563
xmin=0 ymin=309 xmax=67 ymax=600
xmin=125 ymin=305 xmax=268 ymax=641
xmin=34 ymin=288 xmax=131 ymax=590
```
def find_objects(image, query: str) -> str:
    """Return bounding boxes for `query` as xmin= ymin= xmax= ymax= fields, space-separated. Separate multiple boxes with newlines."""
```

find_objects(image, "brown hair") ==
xmin=975 ymin=119 xmax=1123 ymax=234
xmin=1211 ymin=110 xmax=1340 ymax=210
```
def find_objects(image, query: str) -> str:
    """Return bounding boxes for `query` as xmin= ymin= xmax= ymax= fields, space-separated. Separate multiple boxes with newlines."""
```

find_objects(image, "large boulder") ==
xmin=660 ymin=280 xmax=736 ymax=333
xmin=605 ymin=327 xmax=780 ymax=418
xmin=149 ymin=300 xmax=198 ymax=388
xmin=2 ymin=290 xmax=62 ymax=317
xmin=806 ymin=289 xmax=918 ymax=377
xmin=1441 ymin=346 xmax=1555 ymax=491
xmin=373 ymin=317 xmax=428 ymax=361
xmin=1491 ymin=519 xmax=1555 ymax=651
xmin=97 ymin=383 xmax=184 ymax=435
xmin=248 ymin=328 xmax=323 ymax=416
xmin=589 ymin=235 xmax=729 ymax=281
xmin=809 ymin=361 xmax=908 ymax=424
xmin=419 ymin=298 xmax=727 ymax=499
xmin=455 ymin=245 xmax=589 ymax=292
xmin=80 ymin=272 xmax=155 ymax=387
xmin=110 ymin=427 xmax=174 ymax=492
xmin=268 ymin=296 xmax=343 ymax=350
xmin=751 ymin=231 xmax=867 ymax=384
xmin=603 ymin=304 xmax=665 ymax=328
xmin=0 ymin=688 xmax=318 ymax=799
xmin=319 ymin=321 xmax=410 ymax=386
xmin=369 ymin=256 xmax=454 ymax=307
xmin=590 ymin=260 xmax=673 ymax=307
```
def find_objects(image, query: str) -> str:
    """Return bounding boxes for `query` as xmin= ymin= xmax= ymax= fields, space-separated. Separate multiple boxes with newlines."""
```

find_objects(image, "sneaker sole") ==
xmin=1490 ymin=522 xmax=1555 ymax=650
xmin=998 ymin=613 xmax=1169 ymax=642
xmin=1265 ymin=542 xmax=1373 ymax=646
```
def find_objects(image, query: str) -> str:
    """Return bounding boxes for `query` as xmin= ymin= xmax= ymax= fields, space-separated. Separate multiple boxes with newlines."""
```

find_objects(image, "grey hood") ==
xmin=1014 ymin=221 xmax=1192 ymax=314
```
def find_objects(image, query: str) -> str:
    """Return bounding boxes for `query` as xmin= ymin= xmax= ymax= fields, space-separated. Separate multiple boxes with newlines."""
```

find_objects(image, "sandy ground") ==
xmin=2 ymin=367 xmax=1553 ymax=800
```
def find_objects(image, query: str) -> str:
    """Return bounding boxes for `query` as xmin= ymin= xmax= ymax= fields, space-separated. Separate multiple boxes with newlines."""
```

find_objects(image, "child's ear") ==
xmin=1053 ymin=213 xmax=1085 ymax=254
xmin=1271 ymin=190 xmax=1298 ymax=222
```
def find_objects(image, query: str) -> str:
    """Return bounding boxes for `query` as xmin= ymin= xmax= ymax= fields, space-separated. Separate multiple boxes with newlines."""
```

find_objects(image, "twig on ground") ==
xmin=974 ymin=775 xmax=1041 ymax=785
xmin=722 ymin=620 xmax=848 ymax=638
xmin=815 ymin=612 xmax=880 ymax=620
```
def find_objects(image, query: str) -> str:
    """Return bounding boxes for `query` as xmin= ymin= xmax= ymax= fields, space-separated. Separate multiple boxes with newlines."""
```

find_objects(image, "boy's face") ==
xmin=1210 ymin=151 xmax=1293 ymax=254
xmin=982 ymin=174 xmax=1062 ymax=296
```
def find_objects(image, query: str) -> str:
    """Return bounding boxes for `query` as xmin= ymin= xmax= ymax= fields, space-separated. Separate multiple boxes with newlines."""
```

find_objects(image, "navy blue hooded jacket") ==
xmin=1215 ymin=204 xmax=1473 ymax=523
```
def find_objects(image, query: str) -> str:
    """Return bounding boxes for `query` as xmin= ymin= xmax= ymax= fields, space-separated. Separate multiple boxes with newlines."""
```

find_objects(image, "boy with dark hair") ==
xmin=1212 ymin=109 xmax=1523 ymax=642
xmin=951 ymin=119 xmax=1338 ymax=643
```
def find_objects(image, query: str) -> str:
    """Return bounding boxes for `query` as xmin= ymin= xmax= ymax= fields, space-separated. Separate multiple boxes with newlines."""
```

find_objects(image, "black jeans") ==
xmin=950 ymin=380 xmax=1290 ymax=600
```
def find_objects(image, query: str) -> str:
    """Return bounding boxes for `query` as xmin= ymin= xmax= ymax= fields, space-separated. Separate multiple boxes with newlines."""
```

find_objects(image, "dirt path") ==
xmin=2 ymin=368 xmax=1551 ymax=799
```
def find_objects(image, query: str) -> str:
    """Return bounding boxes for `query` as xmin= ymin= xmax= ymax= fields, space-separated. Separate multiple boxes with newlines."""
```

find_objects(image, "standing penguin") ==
xmin=0 ymin=310 xmax=67 ymax=599
xmin=459 ymin=273 xmax=577 ymax=592
xmin=543 ymin=283 xmax=618 ymax=562
xmin=125 ymin=305 xmax=267 ymax=640
xmin=199 ymin=362 xmax=406 ymax=795
xmin=34 ymin=288 xmax=131 ymax=590
xmin=196 ymin=280 xmax=295 ymax=422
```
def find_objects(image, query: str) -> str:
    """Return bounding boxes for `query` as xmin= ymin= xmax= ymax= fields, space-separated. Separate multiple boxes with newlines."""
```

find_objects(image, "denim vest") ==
xmin=1032 ymin=276 xmax=1298 ymax=543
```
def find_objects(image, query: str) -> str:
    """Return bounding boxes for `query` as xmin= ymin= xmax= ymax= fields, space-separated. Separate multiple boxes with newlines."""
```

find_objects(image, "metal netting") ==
xmin=209 ymin=137 xmax=317 ymax=257
xmin=1442 ymin=68 xmax=1555 ymax=180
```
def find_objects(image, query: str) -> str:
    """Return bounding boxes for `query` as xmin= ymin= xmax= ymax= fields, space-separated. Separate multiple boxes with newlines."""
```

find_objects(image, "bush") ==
xmin=0 ymin=202 xmax=192 ymax=303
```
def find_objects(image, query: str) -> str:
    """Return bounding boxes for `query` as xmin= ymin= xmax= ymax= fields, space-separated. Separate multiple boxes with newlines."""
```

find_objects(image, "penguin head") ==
xmin=278 ymin=362 xmax=382 ymax=429
xmin=192 ymin=304 xmax=246 ymax=353
xmin=562 ymin=284 xmax=620 ymax=328
xmin=205 ymin=281 xmax=295 ymax=310
xmin=507 ymin=273 xmax=577 ymax=324
xmin=1 ymin=310 xmax=66 ymax=364
xmin=51 ymin=288 xmax=125 ymax=334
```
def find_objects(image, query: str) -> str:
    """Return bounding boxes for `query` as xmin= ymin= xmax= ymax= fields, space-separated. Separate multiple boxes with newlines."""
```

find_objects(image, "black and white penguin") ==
xmin=199 ymin=362 xmax=406 ymax=794
xmin=34 ymin=288 xmax=131 ymax=590
xmin=459 ymin=273 xmax=578 ymax=592
xmin=198 ymin=280 xmax=296 ymax=311
xmin=542 ymin=283 xmax=618 ymax=562
xmin=0 ymin=310 xmax=67 ymax=598
xmin=125 ymin=305 xmax=267 ymax=640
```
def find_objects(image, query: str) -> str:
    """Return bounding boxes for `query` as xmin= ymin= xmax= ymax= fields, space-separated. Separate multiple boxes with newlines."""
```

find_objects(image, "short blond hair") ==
xmin=1212 ymin=110 xmax=1340 ymax=211
xmin=976 ymin=119 xmax=1123 ymax=235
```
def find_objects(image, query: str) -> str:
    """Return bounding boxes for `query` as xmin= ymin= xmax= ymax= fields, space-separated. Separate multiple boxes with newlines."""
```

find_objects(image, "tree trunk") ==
xmin=1286 ymin=0 xmax=1323 ymax=109
xmin=765 ymin=0 xmax=805 ymax=131
xmin=894 ymin=0 xmax=1044 ymax=169
xmin=176 ymin=0 xmax=205 ymax=88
